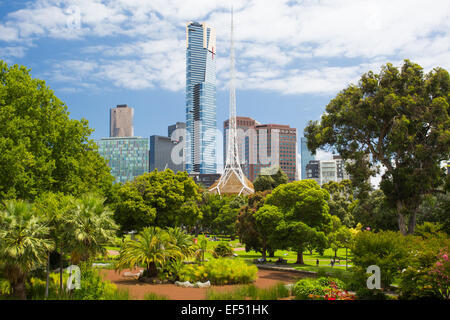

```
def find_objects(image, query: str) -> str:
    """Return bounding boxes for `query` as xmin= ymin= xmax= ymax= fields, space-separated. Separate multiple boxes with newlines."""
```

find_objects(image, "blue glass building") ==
xmin=96 ymin=137 xmax=149 ymax=184
xmin=185 ymin=21 xmax=217 ymax=174
xmin=301 ymin=137 xmax=315 ymax=180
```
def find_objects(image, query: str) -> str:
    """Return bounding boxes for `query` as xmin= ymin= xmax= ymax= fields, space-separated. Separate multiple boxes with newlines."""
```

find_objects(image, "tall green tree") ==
xmin=0 ymin=200 xmax=54 ymax=299
xmin=322 ymin=180 xmax=357 ymax=227
xmin=253 ymin=205 xmax=283 ymax=260
xmin=0 ymin=61 xmax=114 ymax=201
xmin=352 ymin=189 xmax=398 ymax=231
xmin=305 ymin=60 xmax=450 ymax=235
xmin=236 ymin=191 xmax=271 ymax=254
xmin=265 ymin=180 xmax=332 ymax=264
xmin=253 ymin=168 xmax=289 ymax=192
xmin=112 ymin=169 xmax=201 ymax=232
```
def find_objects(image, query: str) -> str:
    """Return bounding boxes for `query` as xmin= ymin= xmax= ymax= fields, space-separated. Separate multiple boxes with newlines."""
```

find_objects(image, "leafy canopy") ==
xmin=305 ymin=60 xmax=450 ymax=234
xmin=0 ymin=61 xmax=114 ymax=201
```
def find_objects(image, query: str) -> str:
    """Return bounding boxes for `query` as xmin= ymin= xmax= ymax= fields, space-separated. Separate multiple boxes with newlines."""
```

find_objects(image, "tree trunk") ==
xmin=45 ymin=253 xmax=50 ymax=298
xmin=261 ymin=240 xmax=267 ymax=260
xmin=296 ymin=248 xmax=304 ymax=265
xmin=268 ymin=249 xmax=275 ymax=258
xmin=59 ymin=243 xmax=64 ymax=293
xmin=407 ymin=209 xmax=417 ymax=235
xmin=147 ymin=262 xmax=158 ymax=277
xmin=397 ymin=200 xmax=418 ymax=235
xmin=13 ymin=277 xmax=27 ymax=300
xmin=396 ymin=200 xmax=408 ymax=235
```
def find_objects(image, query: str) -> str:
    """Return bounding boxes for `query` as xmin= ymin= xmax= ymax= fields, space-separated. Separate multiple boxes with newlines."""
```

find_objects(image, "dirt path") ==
xmin=100 ymin=268 xmax=307 ymax=300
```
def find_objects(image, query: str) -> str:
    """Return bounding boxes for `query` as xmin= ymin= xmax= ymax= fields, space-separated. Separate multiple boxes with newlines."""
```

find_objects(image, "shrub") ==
xmin=293 ymin=278 xmax=326 ymax=300
xmin=70 ymin=262 xmax=128 ymax=300
xmin=179 ymin=259 xmax=258 ymax=285
xmin=204 ymin=259 xmax=257 ymax=285
xmin=293 ymin=277 xmax=355 ymax=300
xmin=351 ymin=230 xmax=410 ymax=289
xmin=399 ymin=236 xmax=450 ymax=300
xmin=213 ymin=242 xmax=234 ymax=258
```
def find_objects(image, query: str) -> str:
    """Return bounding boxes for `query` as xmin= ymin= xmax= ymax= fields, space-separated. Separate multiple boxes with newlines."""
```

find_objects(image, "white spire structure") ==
xmin=209 ymin=8 xmax=254 ymax=196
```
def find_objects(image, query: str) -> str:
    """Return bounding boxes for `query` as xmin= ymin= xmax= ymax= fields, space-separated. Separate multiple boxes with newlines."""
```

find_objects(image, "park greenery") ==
xmin=0 ymin=59 xmax=448 ymax=300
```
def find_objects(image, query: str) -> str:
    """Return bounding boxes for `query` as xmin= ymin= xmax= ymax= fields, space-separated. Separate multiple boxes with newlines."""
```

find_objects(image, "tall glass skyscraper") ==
xmin=185 ymin=21 xmax=217 ymax=174
xmin=301 ymin=137 xmax=315 ymax=180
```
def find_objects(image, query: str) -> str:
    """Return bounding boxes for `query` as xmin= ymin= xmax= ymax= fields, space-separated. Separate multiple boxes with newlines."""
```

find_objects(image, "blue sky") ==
xmin=1 ymin=0 xmax=449 ymax=181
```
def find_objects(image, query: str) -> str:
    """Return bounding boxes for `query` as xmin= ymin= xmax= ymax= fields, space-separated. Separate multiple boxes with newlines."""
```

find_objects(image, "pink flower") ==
xmin=366 ymin=227 xmax=371 ymax=231
xmin=436 ymin=262 xmax=443 ymax=267
xmin=442 ymin=254 xmax=448 ymax=261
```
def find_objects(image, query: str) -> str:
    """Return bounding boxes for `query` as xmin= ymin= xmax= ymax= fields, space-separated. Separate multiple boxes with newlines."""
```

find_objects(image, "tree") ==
xmin=253 ymin=168 xmax=289 ymax=192
xmin=416 ymin=193 xmax=450 ymax=234
xmin=66 ymin=194 xmax=118 ymax=264
xmin=322 ymin=180 xmax=357 ymax=227
xmin=254 ymin=205 xmax=283 ymax=260
xmin=253 ymin=175 xmax=275 ymax=192
xmin=352 ymin=189 xmax=398 ymax=231
xmin=0 ymin=200 xmax=54 ymax=299
xmin=236 ymin=191 xmax=271 ymax=254
xmin=115 ymin=227 xmax=183 ymax=277
xmin=265 ymin=180 xmax=332 ymax=264
xmin=0 ymin=61 xmax=114 ymax=201
xmin=112 ymin=169 xmax=201 ymax=232
xmin=166 ymin=227 xmax=194 ymax=258
xmin=34 ymin=192 xmax=75 ymax=295
xmin=305 ymin=60 xmax=450 ymax=235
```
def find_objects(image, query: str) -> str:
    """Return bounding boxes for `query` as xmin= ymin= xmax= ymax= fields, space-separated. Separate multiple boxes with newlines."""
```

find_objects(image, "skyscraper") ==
xmin=301 ymin=137 xmax=315 ymax=180
xmin=185 ymin=21 xmax=217 ymax=174
xmin=110 ymin=104 xmax=134 ymax=137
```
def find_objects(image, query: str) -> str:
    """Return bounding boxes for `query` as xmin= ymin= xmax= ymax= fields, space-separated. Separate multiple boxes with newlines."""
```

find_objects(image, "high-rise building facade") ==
xmin=150 ymin=123 xmax=186 ymax=173
xmin=301 ymin=137 xmax=315 ymax=180
xmin=96 ymin=137 xmax=149 ymax=184
xmin=110 ymin=104 xmax=134 ymax=137
xmin=305 ymin=160 xmax=321 ymax=183
xmin=224 ymin=117 xmax=297 ymax=182
xmin=304 ymin=155 xmax=350 ymax=186
xmin=223 ymin=116 xmax=258 ymax=180
xmin=185 ymin=21 xmax=217 ymax=174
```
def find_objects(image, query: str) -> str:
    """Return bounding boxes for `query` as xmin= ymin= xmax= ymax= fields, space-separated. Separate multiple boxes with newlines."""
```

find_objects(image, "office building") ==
xmin=110 ymin=104 xmax=134 ymax=137
xmin=224 ymin=117 xmax=297 ymax=182
xmin=304 ymin=155 xmax=350 ymax=186
xmin=301 ymin=137 xmax=315 ymax=180
xmin=305 ymin=160 xmax=320 ymax=184
xmin=185 ymin=21 xmax=217 ymax=174
xmin=96 ymin=137 xmax=149 ymax=184
xmin=150 ymin=123 xmax=186 ymax=173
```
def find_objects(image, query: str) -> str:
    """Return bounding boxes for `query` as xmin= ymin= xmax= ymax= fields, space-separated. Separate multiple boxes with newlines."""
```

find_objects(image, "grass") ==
xmin=144 ymin=292 xmax=169 ymax=300
xmin=206 ymin=282 xmax=291 ymax=300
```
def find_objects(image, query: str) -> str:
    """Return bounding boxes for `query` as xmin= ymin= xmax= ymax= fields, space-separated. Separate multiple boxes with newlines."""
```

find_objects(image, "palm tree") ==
xmin=194 ymin=238 xmax=211 ymax=263
xmin=0 ymin=200 xmax=54 ymax=299
xmin=34 ymin=192 xmax=74 ymax=296
xmin=166 ymin=227 xmax=195 ymax=258
xmin=66 ymin=194 xmax=118 ymax=264
xmin=115 ymin=227 xmax=183 ymax=277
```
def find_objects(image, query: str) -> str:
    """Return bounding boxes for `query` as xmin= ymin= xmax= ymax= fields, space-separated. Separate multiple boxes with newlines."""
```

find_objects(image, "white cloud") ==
xmin=1 ymin=0 xmax=449 ymax=94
